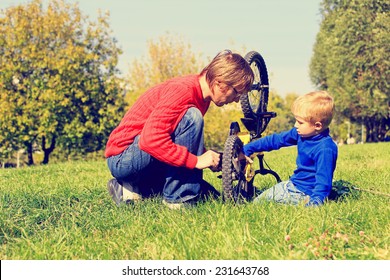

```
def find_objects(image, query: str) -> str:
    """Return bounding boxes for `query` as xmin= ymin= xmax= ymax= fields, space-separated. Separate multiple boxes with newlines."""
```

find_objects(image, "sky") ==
xmin=1 ymin=0 xmax=323 ymax=96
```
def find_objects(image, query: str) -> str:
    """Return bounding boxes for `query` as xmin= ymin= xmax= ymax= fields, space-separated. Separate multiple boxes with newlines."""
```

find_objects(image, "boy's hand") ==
xmin=305 ymin=196 xmax=323 ymax=207
xmin=238 ymin=152 xmax=253 ymax=164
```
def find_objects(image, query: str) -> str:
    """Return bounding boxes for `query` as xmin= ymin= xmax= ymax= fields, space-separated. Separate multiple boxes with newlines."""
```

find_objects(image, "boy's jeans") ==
xmin=107 ymin=108 xmax=205 ymax=203
xmin=253 ymin=180 xmax=308 ymax=205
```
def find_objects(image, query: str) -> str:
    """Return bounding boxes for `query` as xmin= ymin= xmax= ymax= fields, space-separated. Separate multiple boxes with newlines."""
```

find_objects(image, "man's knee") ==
xmin=179 ymin=107 xmax=204 ymax=133
xmin=186 ymin=107 xmax=203 ymax=125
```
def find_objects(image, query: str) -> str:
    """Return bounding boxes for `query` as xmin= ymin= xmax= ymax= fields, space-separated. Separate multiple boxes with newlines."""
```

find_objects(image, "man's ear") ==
xmin=314 ymin=121 xmax=323 ymax=131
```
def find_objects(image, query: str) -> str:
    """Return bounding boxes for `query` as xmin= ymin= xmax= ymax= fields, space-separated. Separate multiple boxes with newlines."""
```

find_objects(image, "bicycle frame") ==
xmin=234 ymin=120 xmax=281 ymax=183
xmin=221 ymin=51 xmax=281 ymax=202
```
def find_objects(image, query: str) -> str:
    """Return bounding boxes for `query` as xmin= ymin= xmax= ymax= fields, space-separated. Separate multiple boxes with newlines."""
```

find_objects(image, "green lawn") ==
xmin=1 ymin=142 xmax=389 ymax=260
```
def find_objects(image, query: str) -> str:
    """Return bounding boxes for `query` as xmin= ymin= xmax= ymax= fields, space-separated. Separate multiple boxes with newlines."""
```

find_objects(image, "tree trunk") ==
xmin=25 ymin=142 xmax=34 ymax=165
xmin=41 ymin=136 xmax=56 ymax=165
xmin=365 ymin=118 xmax=381 ymax=143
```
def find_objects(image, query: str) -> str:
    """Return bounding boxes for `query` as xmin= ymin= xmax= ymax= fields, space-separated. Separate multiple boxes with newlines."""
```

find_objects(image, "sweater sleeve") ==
xmin=243 ymin=128 xmax=298 ymax=156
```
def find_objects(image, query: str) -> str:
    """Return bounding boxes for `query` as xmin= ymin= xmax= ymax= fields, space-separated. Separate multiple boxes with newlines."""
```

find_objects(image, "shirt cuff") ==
xmin=185 ymin=153 xmax=198 ymax=169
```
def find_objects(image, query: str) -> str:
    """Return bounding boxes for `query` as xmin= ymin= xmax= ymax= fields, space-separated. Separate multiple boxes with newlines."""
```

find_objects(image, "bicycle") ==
xmin=221 ymin=51 xmax=281 ymax=202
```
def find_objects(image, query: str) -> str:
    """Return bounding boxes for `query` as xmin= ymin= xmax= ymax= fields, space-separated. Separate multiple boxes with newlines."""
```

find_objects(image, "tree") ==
xmin=264 ymin=92 xmax=297 ymax=135
xmin=0 ymin=0 xmax=126 ymax=165
xmin=204 ymin=103 xmax=243 ymax=150
xmin=310 ymin=0 xmax=390 ymax=142
xmin=126 ymin=32 xmax=204 ymax=106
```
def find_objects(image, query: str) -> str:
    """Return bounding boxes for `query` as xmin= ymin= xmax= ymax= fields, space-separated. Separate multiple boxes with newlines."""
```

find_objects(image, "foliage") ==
xmin=0 ymin=142 xmax=389 ymax=260
xmin=310 ymin=0 xmax=390 ymax=142
xmin=264 ymin=92 xmax=297 ymax=135
xmin=204 ymin=103 xmax=243 ymax=150
xmin=205 ymin=91 xmax=300 ymax=150
xmin=0 ymin=0 xmax=126 ymax=165
xmin=126 ymin=32 xmax=204 ymax=106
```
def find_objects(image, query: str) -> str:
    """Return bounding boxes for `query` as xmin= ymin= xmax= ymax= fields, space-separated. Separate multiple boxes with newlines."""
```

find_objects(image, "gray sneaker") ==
xmin=107 ymin=178 xmax=123 ymax=206
xmin=107 ymin=178 xmax=142 ymax=206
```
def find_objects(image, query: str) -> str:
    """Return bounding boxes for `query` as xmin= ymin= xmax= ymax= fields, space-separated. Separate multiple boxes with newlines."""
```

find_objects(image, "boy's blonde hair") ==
xmin=200 ymin=50 xmax=254 ymax=95
xmin=291 ymin=91 xmax=335 ymax=128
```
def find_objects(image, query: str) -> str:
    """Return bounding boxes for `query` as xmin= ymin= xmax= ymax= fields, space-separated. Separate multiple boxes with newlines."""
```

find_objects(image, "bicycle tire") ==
xmin=240 ymin=51 xmax=269 ymax=119
xmin=221 ymin=135 xmax=249 ymax=202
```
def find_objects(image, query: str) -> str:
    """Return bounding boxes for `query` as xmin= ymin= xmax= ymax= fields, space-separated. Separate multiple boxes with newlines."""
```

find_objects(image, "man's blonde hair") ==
xmin=200 ymin=50 xmax=253 ymax=94
xmin=291 ymin=91 xmax=335 ymax=128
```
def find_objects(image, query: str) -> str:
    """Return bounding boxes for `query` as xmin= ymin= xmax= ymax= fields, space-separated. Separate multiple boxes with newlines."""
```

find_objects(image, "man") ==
xmin=106 ymin=50 xmax=254 ymax=209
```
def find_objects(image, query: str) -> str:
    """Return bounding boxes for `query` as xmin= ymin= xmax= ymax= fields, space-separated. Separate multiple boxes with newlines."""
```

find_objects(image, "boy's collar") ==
xmin=302 ymin=128 xmax=330 ymax=141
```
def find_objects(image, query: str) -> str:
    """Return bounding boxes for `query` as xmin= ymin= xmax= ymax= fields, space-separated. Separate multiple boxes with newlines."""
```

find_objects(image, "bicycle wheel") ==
xmin=240 ymin=51 xmax=269 ymax=119
xmin=221 ymin=135 xmax=248 ymax=202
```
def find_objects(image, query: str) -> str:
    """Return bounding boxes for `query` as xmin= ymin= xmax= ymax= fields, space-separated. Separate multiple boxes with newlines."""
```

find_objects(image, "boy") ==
xmin=243 ymin=91 xmax=338 ymax=206
xmin=106 ymin=50 xmax=253 ymax=209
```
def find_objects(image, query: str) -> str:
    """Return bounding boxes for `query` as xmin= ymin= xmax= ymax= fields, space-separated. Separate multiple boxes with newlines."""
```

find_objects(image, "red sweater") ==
xmin=105 ymin=74 xmax=210 ymax=169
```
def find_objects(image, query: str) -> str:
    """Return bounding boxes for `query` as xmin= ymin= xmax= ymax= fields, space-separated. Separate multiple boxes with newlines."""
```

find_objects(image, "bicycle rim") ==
xmin=240 ymin=51 xmax=269 ymax=119
xmin=221 ymin=135 xmax=247 ymax=202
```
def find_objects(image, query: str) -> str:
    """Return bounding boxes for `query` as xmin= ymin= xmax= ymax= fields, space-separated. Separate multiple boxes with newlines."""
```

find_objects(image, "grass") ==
xmin=0 ymin=142 xmax=389 ymax=260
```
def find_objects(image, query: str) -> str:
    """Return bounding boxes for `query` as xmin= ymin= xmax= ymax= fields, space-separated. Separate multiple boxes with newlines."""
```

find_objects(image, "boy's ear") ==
xmin=314 ymin=121 xmax=323 ymax=131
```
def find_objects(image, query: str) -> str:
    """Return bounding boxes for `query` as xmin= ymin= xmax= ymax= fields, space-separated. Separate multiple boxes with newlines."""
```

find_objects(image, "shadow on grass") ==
xmin=328 ymin=180 xmax=360 ymax=202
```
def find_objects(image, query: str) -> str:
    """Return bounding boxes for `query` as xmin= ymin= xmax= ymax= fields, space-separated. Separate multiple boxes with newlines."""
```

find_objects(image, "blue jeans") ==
xmin=253 ymin=180 xmax=308 ymax=205
xmin=107 ymin=108 xmax=206 ymax=203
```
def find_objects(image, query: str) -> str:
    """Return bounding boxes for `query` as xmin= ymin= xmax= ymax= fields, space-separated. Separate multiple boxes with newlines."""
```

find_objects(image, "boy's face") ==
xmin=294 ymin=116 xmax=323 ymax=138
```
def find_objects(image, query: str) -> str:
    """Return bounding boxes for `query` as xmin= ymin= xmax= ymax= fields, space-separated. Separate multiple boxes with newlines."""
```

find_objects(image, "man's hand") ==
xmin=196 ymin=150 xmax=221 ymax=170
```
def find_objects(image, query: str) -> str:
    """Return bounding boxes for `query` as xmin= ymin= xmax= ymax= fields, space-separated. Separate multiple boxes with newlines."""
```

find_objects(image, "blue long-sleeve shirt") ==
xmin=243 ymin=127 xmax=338 ymax=205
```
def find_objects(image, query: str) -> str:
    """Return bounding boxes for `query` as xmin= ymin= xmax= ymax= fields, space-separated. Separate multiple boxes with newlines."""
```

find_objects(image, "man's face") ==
xmin=212 ymin=81 xmax=241 ymax=107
